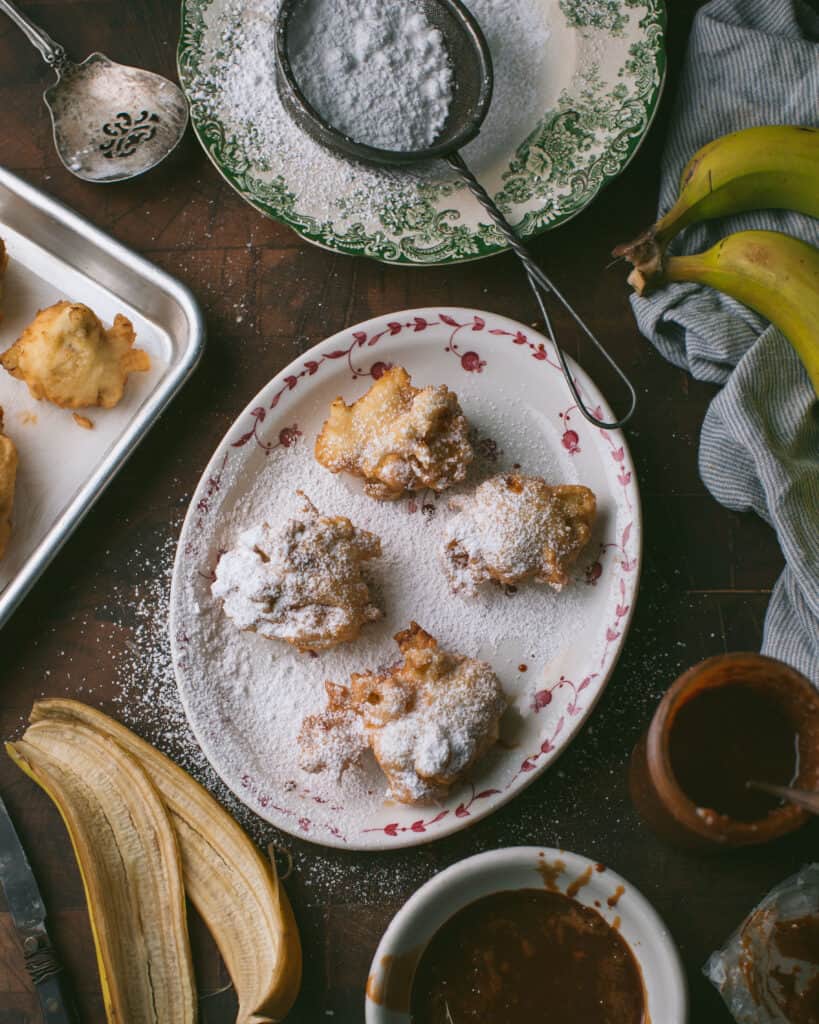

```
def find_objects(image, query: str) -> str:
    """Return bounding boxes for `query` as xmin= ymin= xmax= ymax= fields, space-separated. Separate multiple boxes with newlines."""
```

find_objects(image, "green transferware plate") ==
xmin=178 ymin=0 xmax=666 ymax=265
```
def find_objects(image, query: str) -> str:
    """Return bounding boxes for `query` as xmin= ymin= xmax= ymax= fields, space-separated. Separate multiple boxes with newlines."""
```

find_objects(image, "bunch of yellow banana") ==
xmin=614 ymin=125 xmax=819 ymax=395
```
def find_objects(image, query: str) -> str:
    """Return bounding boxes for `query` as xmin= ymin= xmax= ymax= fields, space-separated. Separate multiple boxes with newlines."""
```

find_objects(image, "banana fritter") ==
xmin=314 ymin=366 xmax=473 ymax=501
xmin=299 ymin=623 xmax=506 ymax=802
xmin=442 ymin=473 xmax=596 ymax=594
xmin=212 ymin=495 xmax=382 ymax=653
xmin=1 ymin=301 xmax=150 ymax=409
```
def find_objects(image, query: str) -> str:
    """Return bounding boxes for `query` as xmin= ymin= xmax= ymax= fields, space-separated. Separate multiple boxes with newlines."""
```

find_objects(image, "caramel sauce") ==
xmin=669 ymin=684 xmax=799 ymax=821
xmin=535 ymin=855 xmax=565 ymax=892
xmin=770 ymin=914 xmax=819 ymax=1024
xmin=608 ymin=885 xmax=626 ymax=908
xmin=768 ymin=970 xmax=819 ymax=1024
xmin=410 ymin=889 xmax=645 ymax=1024
xmin=566 ymin=864 xmax=594 ymax=898
xmin=367 ymin=950 xmax=423 ymax=1011
xmin=775 ymin=915 xmax=819 ymax=961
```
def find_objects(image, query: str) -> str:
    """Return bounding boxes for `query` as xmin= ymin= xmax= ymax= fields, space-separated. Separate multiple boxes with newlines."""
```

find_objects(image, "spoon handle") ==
xmin=0 ymin=0 xmax=69 ymax=69
xmin=749 ymin=780 xmax=819 ymax=815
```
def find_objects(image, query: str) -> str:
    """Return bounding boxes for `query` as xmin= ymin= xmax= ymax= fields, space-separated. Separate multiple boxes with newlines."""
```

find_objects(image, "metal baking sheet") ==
xmin=0 ymin=166 xmax=205 ymax=629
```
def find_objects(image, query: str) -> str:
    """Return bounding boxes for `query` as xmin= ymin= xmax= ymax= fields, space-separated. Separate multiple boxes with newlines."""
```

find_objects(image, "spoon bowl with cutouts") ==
xmin=0 ymin=0 xmax=188 ymax=183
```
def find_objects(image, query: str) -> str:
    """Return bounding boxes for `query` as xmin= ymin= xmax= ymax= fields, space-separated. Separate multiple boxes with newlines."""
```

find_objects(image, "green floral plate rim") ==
xmin=178 ymin=0 xmax=667 ymax=266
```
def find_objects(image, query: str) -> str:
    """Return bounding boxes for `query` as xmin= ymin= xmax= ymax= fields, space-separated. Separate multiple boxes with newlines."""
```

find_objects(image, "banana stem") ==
xmin=626 ymin=254 xmax=709 ymax=295
xmin=612 ymin=199 xmax=697 ymax=283
xmin=662 ymin=254 xmax=708 ymax=284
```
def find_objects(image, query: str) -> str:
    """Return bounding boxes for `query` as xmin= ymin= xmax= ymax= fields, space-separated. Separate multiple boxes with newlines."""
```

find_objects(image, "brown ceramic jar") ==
xmin=630 ymin=653 xmax=819 ymax=850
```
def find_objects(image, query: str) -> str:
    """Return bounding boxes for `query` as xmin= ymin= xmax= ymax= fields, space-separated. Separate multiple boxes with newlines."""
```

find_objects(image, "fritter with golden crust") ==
xmin=314 ymin=366 xmax=473 ymax=501
xmin=299 ymin=623 xmax=506 ymax=802
xmin=442 ymin=473 xmax=596 ymax=594
xmin=0 ymin=408 xmax=18 ymax=560
xmin=298 ymin=682 xmax=368 ymax=778
xmin=1 ymin=301 xmax=150 ymax=409
xmin=212 ymin=495 xmax=383 ymax=653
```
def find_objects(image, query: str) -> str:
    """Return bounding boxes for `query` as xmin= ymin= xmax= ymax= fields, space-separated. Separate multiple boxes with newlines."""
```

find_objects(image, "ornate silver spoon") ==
xmin=0 ymin=0 xmax=188 ymax=183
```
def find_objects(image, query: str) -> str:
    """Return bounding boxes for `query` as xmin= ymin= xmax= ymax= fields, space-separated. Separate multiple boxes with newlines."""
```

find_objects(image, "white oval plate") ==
xmin=366 ymin=847 xmax=687 ymax=1023
xmin=170 ymin=308 xmax=641 ymax=849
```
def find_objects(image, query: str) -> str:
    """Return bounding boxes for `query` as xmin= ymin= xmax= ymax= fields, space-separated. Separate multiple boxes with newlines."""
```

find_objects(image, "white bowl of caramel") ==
xmin=366 ymin=846 xmax=687 ymax=1024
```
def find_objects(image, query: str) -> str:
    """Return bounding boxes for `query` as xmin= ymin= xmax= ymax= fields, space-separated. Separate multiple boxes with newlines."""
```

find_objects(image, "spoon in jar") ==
xmin=275 ymin=0 xmax=637 ymax=429
xmin=747 ymin=781 xmax=819 ymax=816
xmin=0 ymin=0 xmax=188 ymax=183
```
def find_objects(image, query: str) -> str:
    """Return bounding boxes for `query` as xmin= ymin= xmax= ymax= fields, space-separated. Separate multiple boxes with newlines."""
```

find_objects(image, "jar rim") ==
xmin=645 ymin=653 xmax=818 ymax=845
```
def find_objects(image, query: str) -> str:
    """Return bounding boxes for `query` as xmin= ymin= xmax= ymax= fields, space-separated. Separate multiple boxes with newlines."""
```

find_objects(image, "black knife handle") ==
xmin=36 ymin=972 xmax=79 ymax=1024
xmin=22 ymin=932 xmax=79 ymax=1024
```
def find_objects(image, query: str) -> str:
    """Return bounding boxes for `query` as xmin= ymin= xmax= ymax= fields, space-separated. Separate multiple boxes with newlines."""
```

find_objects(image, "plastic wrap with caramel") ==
xmin=705 ymin=864 xmax=819 ymax=1024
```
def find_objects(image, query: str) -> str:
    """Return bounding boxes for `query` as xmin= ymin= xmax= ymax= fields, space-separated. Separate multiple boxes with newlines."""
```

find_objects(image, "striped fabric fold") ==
xmin=629 ymin=0 xmax=819 ymax=681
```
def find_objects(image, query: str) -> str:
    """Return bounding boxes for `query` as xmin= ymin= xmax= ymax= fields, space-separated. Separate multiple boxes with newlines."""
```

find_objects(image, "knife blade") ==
xmin=0 ymin=793 xmax=78 ymax=1023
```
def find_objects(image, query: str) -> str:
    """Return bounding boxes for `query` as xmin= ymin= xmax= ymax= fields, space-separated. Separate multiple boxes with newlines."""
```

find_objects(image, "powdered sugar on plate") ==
xmin=170 ymin=308 xmax=641 ymax=849
xmin=181 ymin=398 xmax=583 ymax=814
xmin=288 ymin=0 xmax=453 ymax=152
xmin=180 ymin=0 xmax=665 ymax=264
xmin=184 ymin=0 xmax=554 ymax=226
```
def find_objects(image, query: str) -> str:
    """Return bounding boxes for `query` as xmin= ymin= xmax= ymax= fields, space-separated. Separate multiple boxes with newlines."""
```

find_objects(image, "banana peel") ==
xmin=7 ymin=719 xmax=197 ymax=1023
xmin=24 ymin=699 xmax=302 ymax=1024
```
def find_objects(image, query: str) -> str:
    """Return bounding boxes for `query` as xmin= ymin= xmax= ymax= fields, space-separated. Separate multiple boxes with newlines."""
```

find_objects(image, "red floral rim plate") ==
xmin=170 ymin=308 xmax=642 ymax=849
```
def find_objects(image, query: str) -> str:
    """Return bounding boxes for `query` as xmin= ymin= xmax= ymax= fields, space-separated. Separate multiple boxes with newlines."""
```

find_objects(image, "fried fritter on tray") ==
xmin=0 ymin=301 xmax=150 ymax=409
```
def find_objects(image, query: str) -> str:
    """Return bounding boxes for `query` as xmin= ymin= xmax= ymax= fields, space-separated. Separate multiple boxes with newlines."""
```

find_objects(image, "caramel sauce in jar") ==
xmin=669 ymin=684 xmax=798 ymax=822
xmin=629 ymin=654 xmax=819 ymax=849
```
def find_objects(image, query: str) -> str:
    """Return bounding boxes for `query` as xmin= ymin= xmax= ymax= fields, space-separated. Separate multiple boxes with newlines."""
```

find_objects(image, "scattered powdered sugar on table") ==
xmin=289 ymin=0 xmax=453 ymax=151
xmin=102 ymin=531 xmax=307 ymax=847
xmin=186 ymin=0 xmax=552 ymax=225
xmin=172 ymin=381 xmax=609 ymax=839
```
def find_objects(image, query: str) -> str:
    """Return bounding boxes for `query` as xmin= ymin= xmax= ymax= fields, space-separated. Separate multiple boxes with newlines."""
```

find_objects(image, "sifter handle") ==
xmin=447 ymin=150 xmax=637 ymax=431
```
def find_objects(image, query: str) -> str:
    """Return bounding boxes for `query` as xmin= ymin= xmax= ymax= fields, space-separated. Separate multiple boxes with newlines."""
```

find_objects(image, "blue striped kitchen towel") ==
xmin=630 ymin=0 xmax=819 ymax=682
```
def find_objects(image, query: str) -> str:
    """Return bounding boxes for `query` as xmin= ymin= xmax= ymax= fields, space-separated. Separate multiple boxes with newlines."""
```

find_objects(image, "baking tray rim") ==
xmin=0 ymin=164 xmax=206 ymax=630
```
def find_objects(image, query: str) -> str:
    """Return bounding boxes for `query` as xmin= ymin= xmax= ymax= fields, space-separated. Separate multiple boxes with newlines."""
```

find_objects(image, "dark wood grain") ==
xmin=1 ymin=1 xmax=815 ymax=1022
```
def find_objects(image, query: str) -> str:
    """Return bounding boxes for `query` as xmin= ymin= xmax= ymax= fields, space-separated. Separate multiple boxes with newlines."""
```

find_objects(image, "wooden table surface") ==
xmin=1 ymin=1 xmax=815 ymax=1021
